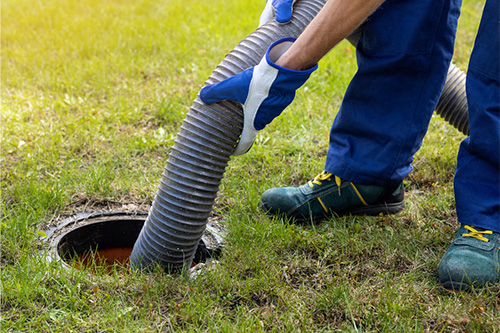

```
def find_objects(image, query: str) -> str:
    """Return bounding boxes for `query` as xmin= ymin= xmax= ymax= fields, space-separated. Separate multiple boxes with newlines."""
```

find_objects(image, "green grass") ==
xmin=2 ymin=0 xmax=498 ymax=331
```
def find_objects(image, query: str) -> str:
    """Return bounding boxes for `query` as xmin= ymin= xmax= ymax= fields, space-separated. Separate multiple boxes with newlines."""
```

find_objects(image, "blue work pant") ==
xmin=454 ymin=0 xmax=499 ymax=232
xmin=325 ymin=0 xmax=499 ymax=231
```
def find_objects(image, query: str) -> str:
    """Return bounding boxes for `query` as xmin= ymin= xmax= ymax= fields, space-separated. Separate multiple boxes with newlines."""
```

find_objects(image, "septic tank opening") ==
xmin=42 ymin=212 xmax=225 ymax=273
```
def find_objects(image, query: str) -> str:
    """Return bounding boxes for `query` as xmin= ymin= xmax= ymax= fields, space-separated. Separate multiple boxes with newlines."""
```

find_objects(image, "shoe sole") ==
xmin=348 ymin=201 xmax=405 ymax=216
xmin=275 ymin=200 xmax=405 ymax=225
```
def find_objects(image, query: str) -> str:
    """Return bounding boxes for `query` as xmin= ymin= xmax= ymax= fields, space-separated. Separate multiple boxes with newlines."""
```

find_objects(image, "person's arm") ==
xmin=277 ymin=0 xmax=385 ymax=70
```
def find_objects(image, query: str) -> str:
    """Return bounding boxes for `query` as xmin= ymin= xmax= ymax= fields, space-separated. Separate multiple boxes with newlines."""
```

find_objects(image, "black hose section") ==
xmin=130 ymin=0 xmax=328 ymax=272
xmin=131 ymin=0 xmax=469 ymax=272
xmin=435 ymin=63 xmax=469 ymax=136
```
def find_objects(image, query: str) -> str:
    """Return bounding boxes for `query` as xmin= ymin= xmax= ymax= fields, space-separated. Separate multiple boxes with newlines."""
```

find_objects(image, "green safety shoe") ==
xmin=259 ymin=171 xmax=405 ymax=224
xmin=439 ymin=224 xmax=500 ymax=291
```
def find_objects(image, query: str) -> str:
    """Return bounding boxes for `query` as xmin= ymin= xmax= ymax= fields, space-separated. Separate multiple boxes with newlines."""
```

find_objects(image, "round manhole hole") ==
xmin=42 ymin=212 xmax=225 ymax=273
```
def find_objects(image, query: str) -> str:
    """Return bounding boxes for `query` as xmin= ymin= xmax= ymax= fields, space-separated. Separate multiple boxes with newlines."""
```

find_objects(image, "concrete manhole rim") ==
xmin=40 ymin=211 xmax=226 ymax=273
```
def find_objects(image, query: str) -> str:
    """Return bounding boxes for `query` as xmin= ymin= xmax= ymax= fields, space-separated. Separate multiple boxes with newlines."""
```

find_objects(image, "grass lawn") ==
xmin=2 ymin=0 xmax=498 ymax=331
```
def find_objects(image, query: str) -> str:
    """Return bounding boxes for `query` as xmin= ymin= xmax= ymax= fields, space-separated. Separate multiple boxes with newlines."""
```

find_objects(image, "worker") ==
xmin=200 ymin=0 xmax=500 ymax=290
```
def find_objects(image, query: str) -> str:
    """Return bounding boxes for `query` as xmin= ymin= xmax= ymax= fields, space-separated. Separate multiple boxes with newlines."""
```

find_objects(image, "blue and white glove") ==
xmin=199 ymin=37 xmax=318 ymax=155
xmin=259 ymin=0 xmax=296 ymax=27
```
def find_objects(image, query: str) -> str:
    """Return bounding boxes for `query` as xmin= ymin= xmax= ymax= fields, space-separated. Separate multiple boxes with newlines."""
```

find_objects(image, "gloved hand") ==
xmin=199 ymin=37 xmax=318 ymax=155
xmin=259 ymin=0 xmax=296 ymax=27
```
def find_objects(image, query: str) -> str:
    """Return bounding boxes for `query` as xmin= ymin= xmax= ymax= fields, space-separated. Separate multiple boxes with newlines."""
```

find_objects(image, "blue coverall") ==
xmin=325 ymin=0 xmax=500 ymax=232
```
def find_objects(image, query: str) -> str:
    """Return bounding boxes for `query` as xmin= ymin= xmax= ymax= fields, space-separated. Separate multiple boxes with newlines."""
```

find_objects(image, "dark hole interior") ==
xmin=56 ymin=217 xmax=209 ymax=269
xmin=57 ymin=218 xmax=145 ymax=261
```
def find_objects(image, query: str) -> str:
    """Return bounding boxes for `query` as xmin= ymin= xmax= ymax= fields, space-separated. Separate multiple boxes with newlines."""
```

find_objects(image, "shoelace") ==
xmin=308 ymin=171 xmax=343 ymax=196
xmin=462 ymin=225 xmax=493 ymax=242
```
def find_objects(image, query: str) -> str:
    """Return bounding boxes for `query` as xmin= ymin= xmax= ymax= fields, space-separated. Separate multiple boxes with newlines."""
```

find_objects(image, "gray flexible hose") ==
xmin=130 ymin=0 xmax=469 ymax=272
xmin=130 ymin=0 xmax=327 ymax=271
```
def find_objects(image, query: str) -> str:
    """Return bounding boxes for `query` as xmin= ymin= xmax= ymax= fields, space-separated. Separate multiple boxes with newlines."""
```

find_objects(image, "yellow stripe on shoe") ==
xmin=350 ymin=183 xmax=368 ymax=206
xmin=317 ymin=197 xmax=328 ymax=213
